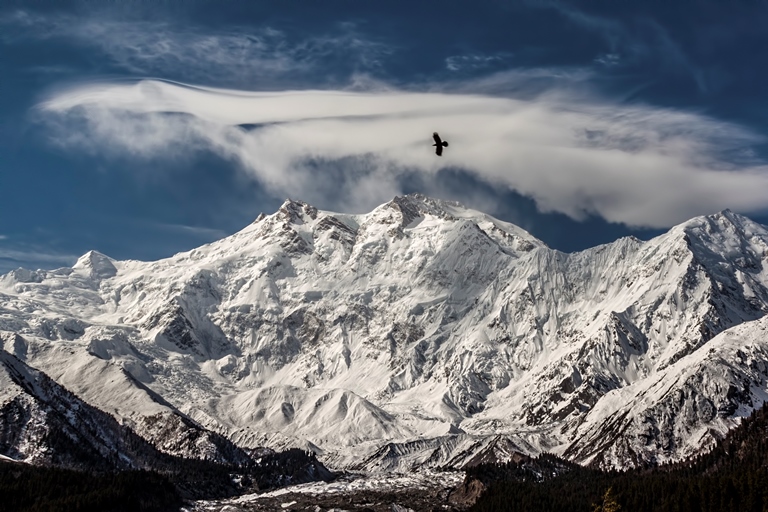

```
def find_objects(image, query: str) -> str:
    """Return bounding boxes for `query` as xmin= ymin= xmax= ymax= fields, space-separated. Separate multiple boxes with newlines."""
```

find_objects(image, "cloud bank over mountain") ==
xmin=41 ymin=79 xmax=768 ymax=227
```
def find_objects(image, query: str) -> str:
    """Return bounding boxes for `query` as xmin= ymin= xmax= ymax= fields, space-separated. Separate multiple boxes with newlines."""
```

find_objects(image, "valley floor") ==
xmin=192 ymin=470 xmax=466 ymax=512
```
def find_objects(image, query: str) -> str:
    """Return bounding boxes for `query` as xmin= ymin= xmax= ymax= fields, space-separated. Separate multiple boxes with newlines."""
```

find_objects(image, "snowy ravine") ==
xmin=2 ymin=193 xmax=768 ymax=470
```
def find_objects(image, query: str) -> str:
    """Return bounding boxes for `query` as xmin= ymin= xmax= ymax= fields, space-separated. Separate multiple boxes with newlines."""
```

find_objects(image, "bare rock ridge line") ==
xmin=2 ymin=194 xmax=768 ymax=471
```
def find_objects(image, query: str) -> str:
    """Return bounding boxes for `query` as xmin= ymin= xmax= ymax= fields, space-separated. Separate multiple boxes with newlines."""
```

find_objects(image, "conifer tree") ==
xmin=592 ymin=487 xmax=621 ymax=512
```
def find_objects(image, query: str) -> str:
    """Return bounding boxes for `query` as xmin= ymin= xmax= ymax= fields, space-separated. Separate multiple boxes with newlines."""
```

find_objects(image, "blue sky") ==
xmin=3 ymin=0 xmax=768 ymax=272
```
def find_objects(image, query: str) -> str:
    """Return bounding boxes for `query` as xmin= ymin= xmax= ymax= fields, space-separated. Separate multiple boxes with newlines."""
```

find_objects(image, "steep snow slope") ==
xmin=561 ymin=314 xmax=768 ymax=468
xmin=2 ymin=195 xmax=768 ymax=470
xmin=0 ymin=348 xmax=183 ymax=469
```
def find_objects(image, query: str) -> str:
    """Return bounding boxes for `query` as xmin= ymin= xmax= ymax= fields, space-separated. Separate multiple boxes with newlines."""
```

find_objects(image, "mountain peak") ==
xmin=278 ymin=198 xmax=318 ymax=224
xmin=388 ymin=193 xmax=467 ymax=220
xmin=73 ymin=250 xmax=117 ymax=279
xmin=397 ymin=192 xmax=465 ymax=209
xmin=679 ymin=208 xmax=768 ymax=241
xmin=685 ymin=208 xmax=753 ymax=228
xmin=711 ymin=208 xmax=757 ymax=230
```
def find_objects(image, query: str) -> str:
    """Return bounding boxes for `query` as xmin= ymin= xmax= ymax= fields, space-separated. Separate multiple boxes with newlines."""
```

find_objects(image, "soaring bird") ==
xmin=432 ymin=132 xmax=449 ymax=156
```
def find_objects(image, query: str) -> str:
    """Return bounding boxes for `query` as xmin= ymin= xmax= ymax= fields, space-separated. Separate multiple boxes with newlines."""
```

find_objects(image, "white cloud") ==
xmin=38 ymin=79 xmax=768 ymax=228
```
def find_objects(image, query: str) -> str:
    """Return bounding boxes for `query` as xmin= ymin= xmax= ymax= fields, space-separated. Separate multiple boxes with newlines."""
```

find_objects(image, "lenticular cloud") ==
xmin=40 ymin=79 xmax=768 ymax=227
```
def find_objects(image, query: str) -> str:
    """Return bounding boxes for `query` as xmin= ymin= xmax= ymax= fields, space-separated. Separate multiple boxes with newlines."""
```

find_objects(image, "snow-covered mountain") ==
xmin=2 ymin=194 xmax=768 ymax=470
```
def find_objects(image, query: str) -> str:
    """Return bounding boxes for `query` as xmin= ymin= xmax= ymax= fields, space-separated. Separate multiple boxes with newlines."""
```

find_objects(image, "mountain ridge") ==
xmin=1 ymin=194 xmax=768 ymax=471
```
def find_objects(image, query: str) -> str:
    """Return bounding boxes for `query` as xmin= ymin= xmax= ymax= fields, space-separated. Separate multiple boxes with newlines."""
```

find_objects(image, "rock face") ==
xmin=2 ymin=195 xmax=768 ymax=470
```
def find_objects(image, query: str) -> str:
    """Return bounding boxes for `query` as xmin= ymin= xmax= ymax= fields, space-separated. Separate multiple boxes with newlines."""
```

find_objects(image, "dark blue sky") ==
xmin=2 ymin=0 xmax=768 ymax=271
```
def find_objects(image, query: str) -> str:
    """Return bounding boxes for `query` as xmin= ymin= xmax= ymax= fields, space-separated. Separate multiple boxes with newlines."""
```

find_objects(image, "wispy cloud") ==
xmin=532 ymin=1 xmax=708 ymax=91
xmin=148 ymin=222 xmax=228 ymax=240
xmin=445 ymin=52 xmax=514 ymax=72
xmin=38 ymin=79 xmax=768 ymax=228
xmin=594 ymin=53 xmax=620 ymax=67
xmin=442 ymin=67 xmax=596 ymax=98
xmin=0 ymin=246 xmax=78 ymax=274
xmin=0 ymin=10 xmax=391 ymax=86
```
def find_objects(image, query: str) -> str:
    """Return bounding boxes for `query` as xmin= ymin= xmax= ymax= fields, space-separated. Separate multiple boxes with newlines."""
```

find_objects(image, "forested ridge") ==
xmin=0 ymin=447 xmax=330 ymax=512
xmin=5 ymin=401 xmax=768 ymax=511
xmin=470 ymin=404 xmax=768 ymax=511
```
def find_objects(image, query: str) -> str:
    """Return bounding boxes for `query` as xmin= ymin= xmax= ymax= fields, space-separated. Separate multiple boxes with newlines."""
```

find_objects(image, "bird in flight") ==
xmin=432 ymin=132 xmax=449 ymax=156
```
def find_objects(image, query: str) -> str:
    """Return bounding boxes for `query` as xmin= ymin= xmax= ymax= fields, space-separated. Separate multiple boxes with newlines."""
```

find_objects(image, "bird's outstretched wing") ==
xmin=435 ymin=144 xmax=443 ymax=156
xmin=433 ymin=132 xmax=442 ymax=145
